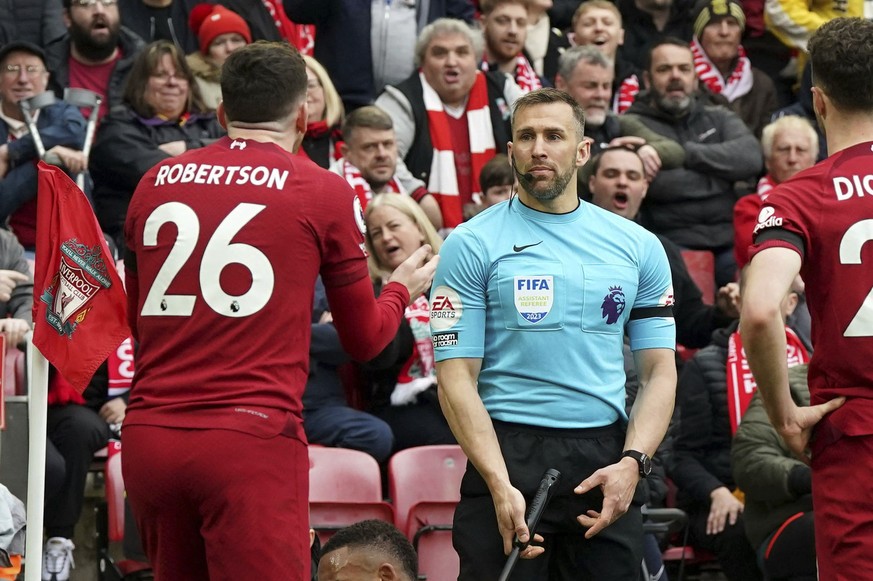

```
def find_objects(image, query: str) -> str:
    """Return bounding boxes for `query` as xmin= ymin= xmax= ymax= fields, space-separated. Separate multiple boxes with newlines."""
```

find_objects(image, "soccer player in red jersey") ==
xmin=120 ymin=42 xmax=438 ymax=580
xmin=742 ymin=17 xmax=873 ymax=579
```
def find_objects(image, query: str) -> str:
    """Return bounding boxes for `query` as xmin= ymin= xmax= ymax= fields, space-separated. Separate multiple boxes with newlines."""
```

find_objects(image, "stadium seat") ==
xmin=388 ymin=445 xmax=466 ymax=581
xmin=680 ymin=250 xmax=716 ymax=305
xmin=308 ymin=446 xmax=394 ymax=543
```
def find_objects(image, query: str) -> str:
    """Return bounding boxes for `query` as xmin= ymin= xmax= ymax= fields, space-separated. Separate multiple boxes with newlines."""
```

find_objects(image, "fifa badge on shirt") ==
xmin=514 ymin=276 xmax=553 ymax=323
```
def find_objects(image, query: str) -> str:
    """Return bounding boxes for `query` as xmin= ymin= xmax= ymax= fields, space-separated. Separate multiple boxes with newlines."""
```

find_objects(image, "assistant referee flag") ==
xmin=33 ymin=162 xmax=129 ymax=393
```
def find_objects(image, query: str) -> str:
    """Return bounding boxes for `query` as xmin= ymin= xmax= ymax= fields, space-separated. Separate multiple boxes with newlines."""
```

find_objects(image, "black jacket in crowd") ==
xmin=44 ymin=26 xmax=146 ymax=116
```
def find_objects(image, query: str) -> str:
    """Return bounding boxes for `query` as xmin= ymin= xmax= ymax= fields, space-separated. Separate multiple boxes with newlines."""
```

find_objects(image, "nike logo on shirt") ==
xmin=513 ymin=241 xmax=543 ymax=252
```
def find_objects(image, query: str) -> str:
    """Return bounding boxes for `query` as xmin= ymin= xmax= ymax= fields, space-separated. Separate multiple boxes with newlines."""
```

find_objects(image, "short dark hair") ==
xmin=320 ymin=520 xmax=417 ymax=579
xmin=588 ymin=145 xmax=645 ymax=176
xmin=341 ymin=105 xmax=394 ymax=142
xmin=809 ymin=18 xmax=873 ymax=113
xmin=221 ymin=41 xmax=307 ymax=124
xmin=511 ymin=87 xmax=585 ymax=140
xmin=644 ymin=37 xmax=691 ymax=74
xmin=123 ymin=40 xmax=206 ymax=118
xmin=479 ymin=153 xmax=513 ymax=192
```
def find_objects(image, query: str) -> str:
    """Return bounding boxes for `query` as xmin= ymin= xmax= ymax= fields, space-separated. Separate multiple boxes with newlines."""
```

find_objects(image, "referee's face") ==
xmin=509 ymin=101 xmax=588 ymax=205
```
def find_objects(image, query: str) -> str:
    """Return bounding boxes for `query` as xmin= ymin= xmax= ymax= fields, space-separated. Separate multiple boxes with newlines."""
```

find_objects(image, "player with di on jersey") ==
xmin=742 ymin=17 xmax=873 ymax=580
xmin=120 ymin=42 xmax=438 ymax=580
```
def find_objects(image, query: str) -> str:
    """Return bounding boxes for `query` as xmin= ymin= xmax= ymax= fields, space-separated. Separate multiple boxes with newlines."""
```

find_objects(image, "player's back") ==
xmin=123 ymin=137 xmax=368 ymax=438
xmin=756 ymin=141 xmax=873 ymax=403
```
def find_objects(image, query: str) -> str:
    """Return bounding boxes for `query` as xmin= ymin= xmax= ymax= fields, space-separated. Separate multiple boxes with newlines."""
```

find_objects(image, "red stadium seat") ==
xmin=308 ymin=446 xmax=394 ymax=543
xmin=680 ymin=250 xmax=716 ymax=306
xmin=388 ymin=445 xmax=467 ymax=581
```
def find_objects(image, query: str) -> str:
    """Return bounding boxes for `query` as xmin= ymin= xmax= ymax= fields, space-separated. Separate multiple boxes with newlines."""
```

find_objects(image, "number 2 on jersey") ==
xmin=840 ymin=219 xmax=873 ymax=337
xmin=141 ymin=202 xmax=275 ymax=318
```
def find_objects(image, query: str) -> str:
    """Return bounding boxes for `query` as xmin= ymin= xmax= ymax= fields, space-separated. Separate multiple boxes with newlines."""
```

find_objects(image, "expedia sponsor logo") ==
xmin=753 ymin=206 xmax=783 ymax=235
xmin=430 ymin=285 xmax=462 ymax=331
xmin=514 ymin=276 xmax=553 ymax=323
xmin=432 ymin=332 xmax=458 ymax=348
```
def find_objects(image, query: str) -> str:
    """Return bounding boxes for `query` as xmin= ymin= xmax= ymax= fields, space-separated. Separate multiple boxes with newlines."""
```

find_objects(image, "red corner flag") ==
xmin=33 ymin=162 xmax=129 ymax=393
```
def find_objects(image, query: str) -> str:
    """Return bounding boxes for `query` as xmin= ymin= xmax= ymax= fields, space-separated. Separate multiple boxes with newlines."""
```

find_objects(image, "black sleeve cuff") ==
xmin=787 ymin=464 xmax=812 ymax=496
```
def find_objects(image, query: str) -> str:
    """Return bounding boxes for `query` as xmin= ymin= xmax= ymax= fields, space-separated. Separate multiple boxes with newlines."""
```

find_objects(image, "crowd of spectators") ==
xmin=0 ymin=0 xmax=855 ymax=578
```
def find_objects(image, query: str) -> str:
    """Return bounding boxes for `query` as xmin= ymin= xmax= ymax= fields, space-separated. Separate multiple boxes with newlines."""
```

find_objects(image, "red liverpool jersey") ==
xmin=750 ymin=141 xmax=873 ymax=408
xmin=123 ymin=137 xmax=371 ymax=439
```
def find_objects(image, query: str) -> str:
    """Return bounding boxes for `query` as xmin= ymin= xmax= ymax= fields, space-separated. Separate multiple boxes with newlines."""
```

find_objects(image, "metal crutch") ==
xmin=17 ymin=91 xmax=57 ymax=159
xmin=62 ymin=88 xmax=102 ymax=191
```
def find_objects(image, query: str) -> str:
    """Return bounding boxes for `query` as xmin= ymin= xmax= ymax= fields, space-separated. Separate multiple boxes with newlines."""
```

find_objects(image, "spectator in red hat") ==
xmin=186 ymin=4 xmax=251 ymax=111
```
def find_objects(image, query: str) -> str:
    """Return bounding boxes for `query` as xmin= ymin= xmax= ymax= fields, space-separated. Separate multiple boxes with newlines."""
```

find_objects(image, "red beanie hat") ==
xmin=191 ymin=4 xmax=252 ymax=55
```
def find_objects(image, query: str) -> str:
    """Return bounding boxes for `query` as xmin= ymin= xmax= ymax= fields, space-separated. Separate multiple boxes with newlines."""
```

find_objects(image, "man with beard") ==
xmin=431 ymin=88 xmax=676 ymax=580
xmin=45 ymin=0 xmax=145 ymax=120
xmin=623 ymin=38 xmax=762 ymax=287
xmin=480 ymin=0 xmax=544 ymax=93
xmin=556 ymin=46 xmax=683 ymax=198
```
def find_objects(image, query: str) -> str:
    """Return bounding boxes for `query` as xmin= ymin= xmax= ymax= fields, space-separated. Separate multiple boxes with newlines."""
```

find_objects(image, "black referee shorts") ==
xmin=453 ymin=420 xmax=643 ymax=581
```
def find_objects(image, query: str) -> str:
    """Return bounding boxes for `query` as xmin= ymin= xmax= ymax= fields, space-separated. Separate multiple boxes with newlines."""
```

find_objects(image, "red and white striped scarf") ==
xmin=338 ymin=158 xmax=404 ymax=210
xmin=756 ymin=174 xmax=776 ymax=199
xmin=390 ymin=294 xmax=437 ymax=406
xmin=691 ymin=37 xmax=753 ymax=103
xmin=422 ymin=70 xmax=496 ymax=228
xmin=726 ymin=326 xmax=809 ymax=434
xmin=482 ymin=54 xmax=542 ymax=93
xmin=614 ymin=73 xmax=640 ymax=114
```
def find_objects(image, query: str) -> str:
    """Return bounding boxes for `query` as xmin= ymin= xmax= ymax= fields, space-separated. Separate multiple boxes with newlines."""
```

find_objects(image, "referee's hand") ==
xmin=492 ymin=483 xmax=545 ymax=559
xmin=387 ymin=244 xmax=439 ymax=303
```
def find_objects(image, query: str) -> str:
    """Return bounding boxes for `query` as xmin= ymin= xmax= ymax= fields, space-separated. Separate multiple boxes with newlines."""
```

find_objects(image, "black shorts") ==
xmin=453 ymin=420 xmax=643 ymax=581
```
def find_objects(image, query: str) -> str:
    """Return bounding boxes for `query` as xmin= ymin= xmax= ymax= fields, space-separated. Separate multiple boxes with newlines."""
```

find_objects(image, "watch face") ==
xmin=641 ymin=454 xmax=652 ymax=475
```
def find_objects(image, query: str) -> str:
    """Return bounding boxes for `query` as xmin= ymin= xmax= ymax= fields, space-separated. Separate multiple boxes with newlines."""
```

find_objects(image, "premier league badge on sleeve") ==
xmin=514 ymin=276 xmax=553 ymax=323
xmin=40 ymin=239 xmax=113 ymax=337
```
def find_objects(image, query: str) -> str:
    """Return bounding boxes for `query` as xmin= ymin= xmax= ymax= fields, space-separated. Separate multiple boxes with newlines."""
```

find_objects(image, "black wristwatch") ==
xmin=622 ymin=450 xmax=652 ymax=478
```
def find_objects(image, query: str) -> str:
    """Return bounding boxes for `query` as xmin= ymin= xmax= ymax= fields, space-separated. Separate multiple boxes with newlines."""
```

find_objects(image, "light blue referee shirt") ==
xmin=430 ymin=198 xmax=675 ymax=429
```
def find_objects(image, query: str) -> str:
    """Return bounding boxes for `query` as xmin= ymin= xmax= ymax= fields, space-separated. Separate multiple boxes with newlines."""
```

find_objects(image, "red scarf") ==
xmin=339 ymin=159 xmax=404 ymax=209
xmin=422 ymin=70 xmax=496 ymax=228
xmin=691 ymin=37 xmax=753 ymax=102
xmin=481 ymin=54 xmax=542 ymax=93
xmin=614 ymin=73 xmax=640 ymax=114
xmin=726 ymin=327 xmax=809 ymax=434
xmin=390 ymin=294 xmax=436 ymax=406
xmin=756 ymin=174 xmax=776 ymax=199
xmin=261 ymin=0 xmax=315 ymax=55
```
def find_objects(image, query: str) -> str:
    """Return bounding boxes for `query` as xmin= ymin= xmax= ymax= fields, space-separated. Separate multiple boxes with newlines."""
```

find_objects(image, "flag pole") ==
xmin=24 ymin=333 xmax=49 ymax=581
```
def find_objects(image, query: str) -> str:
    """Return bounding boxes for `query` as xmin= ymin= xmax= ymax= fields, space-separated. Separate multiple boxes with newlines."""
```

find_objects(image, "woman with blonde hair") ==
xmin=300 ymin=55 xmax=345 ymax=168
xmin=362 ymin=193 xmax=454 ymax=452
